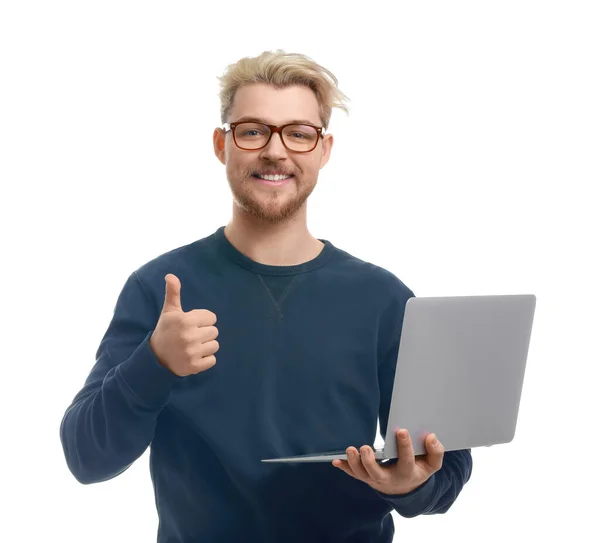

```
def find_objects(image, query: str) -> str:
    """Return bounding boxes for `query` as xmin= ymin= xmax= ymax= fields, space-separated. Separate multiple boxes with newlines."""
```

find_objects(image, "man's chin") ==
xmin=234 ymin=196 xmax=306 ymax=224
xmin=241 ymin=204 xmax=299 ymax=224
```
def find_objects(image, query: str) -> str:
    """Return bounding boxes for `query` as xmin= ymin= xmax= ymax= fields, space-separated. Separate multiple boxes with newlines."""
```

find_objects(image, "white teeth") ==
xmin=259 ymin=174 xmax=292 ymax=181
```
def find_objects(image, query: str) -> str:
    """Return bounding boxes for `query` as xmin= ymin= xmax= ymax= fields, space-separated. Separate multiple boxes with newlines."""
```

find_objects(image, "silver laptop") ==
xmin=261 ymin=294 xmax=536 ymax=463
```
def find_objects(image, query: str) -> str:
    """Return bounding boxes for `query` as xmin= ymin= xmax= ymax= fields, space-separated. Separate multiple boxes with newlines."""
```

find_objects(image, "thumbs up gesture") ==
xmin=149 ymin=274 xmax=219 ymax=377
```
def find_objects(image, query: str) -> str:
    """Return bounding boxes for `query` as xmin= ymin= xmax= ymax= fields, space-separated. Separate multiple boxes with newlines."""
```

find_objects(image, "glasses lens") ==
xmin=234 ymin=123 xmax=270 ymax=149
xmin=234 ymin=123 xmax=318 ymax=151
xmin=282 ymin=125 xmax=319 ymax=151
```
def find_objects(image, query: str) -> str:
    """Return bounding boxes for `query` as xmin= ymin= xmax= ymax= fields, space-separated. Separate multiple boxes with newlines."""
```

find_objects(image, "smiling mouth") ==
xmin=252 ymin=173 xmax=295 ymax=181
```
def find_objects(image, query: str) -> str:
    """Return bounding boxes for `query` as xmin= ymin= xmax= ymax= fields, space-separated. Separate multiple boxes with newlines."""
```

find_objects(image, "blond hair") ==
xmin=217 ymin=50 xmax=350 ymax=131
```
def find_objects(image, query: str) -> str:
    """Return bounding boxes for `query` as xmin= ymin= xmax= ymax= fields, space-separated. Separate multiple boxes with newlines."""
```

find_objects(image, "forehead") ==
xmin=229 ymin=83 xmax=321 ymax=125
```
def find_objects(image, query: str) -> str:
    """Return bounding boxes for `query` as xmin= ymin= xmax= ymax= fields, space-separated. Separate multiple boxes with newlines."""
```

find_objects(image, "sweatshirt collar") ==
xmin=212 ymin=226 xmax=336 ymax=276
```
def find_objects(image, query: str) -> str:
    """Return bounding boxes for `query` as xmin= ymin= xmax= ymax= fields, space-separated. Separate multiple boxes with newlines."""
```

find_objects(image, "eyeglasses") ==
xmin=223 ymin=121 xmax=324 ymax=153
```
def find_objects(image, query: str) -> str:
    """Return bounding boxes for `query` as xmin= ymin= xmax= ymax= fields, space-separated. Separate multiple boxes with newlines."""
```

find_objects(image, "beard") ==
xmin=226 ymin=164 xmax=316 ymax=224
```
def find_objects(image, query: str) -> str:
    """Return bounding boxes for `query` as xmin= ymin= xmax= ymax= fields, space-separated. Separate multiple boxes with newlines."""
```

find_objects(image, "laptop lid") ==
xmin=383 ymin=294 xmax=536 ymax=457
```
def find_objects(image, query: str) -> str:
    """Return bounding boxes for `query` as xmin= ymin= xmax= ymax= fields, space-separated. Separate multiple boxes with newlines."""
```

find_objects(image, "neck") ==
xmin=224 ymin=206 xmax=324 ymax=266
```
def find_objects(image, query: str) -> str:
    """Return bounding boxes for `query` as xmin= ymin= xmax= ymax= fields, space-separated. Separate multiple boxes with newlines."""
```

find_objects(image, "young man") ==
xmin=60 ymin=50 xmax=473 ymax=542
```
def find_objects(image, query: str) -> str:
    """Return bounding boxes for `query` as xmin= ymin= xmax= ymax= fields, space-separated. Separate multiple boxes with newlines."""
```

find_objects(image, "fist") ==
xmin=149 ymin=273 xmax=219 ymax=377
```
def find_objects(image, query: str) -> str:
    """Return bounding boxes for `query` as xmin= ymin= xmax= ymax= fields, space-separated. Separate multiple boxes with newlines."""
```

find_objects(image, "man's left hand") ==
xmin=333 ymin=429 xmax=444 ymax=496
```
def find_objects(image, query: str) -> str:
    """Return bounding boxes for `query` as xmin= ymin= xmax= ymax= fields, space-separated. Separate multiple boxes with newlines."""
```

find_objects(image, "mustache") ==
xmin=244 ymin=164 xmax=298 ymax=177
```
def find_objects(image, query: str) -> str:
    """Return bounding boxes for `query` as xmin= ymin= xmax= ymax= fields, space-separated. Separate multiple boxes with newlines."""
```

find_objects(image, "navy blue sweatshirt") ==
xmin=60 ymin=226 xmax=472 ymax=542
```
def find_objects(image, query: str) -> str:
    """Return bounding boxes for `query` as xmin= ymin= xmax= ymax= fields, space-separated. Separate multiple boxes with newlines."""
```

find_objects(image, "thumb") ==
xmin=162 ymin=273 xmax=183 ymax=313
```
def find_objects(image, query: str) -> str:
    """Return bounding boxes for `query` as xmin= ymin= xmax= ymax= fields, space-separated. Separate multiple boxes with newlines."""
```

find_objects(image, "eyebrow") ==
xmin=233 ymin=116 xmax=320 ymax=126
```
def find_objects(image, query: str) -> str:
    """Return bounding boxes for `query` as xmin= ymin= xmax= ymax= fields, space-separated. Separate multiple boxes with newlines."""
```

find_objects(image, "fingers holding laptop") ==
xmin=332 ymin=430 xmax=444 ymax=496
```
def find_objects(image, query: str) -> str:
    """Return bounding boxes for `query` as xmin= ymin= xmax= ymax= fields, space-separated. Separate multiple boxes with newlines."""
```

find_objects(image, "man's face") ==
xmin=213 ymin=83 xmax=333 ymax=224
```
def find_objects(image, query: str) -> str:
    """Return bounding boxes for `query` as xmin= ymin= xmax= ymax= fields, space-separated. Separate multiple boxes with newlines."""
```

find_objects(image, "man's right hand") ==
xmin=149 ymin=274 xmax=219 ymax=377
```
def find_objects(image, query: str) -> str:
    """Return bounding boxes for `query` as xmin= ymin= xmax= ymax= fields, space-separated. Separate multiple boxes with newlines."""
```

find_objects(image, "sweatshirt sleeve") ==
xmin=376 ymin=281 xmax=473 ymax=517
xmin=59 ymin=271 xmax=183 ymax=484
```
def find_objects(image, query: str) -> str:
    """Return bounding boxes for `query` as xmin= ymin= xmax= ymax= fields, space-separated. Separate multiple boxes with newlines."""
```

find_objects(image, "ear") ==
xmin=319 ymin=133 xmax=334 ymax=170
xmin=213 ymin=128 xmax=226 ymax=165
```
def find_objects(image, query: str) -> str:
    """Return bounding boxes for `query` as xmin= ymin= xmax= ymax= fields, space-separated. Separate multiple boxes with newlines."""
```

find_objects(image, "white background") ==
xmin=2 ymin=1 xmax=599 ymax=541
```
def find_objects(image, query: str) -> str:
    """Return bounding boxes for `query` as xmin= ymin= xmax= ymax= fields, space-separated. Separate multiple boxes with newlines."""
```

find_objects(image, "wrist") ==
xmin=380 ymin=476 xmax=431 ymax=497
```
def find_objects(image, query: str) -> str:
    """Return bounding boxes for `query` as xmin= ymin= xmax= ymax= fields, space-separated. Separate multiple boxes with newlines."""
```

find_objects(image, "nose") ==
xmin=259 ymin=131 xmax=288 ymax=161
